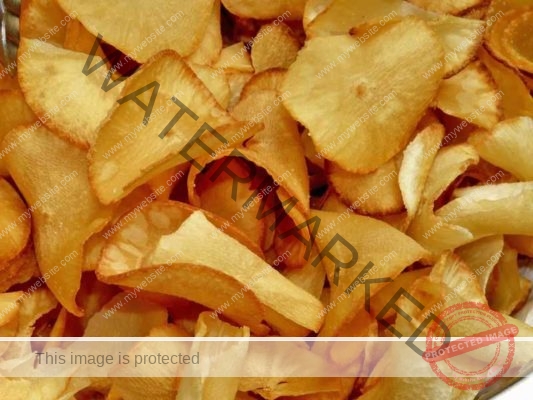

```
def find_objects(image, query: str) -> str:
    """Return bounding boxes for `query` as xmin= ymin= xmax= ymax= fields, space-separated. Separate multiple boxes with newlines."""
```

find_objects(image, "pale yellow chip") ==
xmin=435 ymin=62 xmax=502 ymax=129
xmin=399 ymin=123 xmax=444 ymax=220
xmin=84 ymin=293 xmax=168 ymax=337
xmin=312 ymin=209 xmax=429 ymax=336
xmin=221 ymin=0 xmax=306 ymax=19
xmin=468 ymin=116 xmax=533 ymax=181
xmin=455 ymin=235 xmax=504 ymax=292
xmin=177 ymin=312 xmax=249 ymax=400
xmin=57 ymin=0 xmax=215 ymax=62
xmin=240 ymin=69 xmax=286 ymax=100
xmin=63 ymin=19 xmax=105 ymax=56
xmin=18 ymin=38 xmax=125 ymax=148
xmin=436 ymin=182 xmax=533 ymax=241
xmin=0 ymin=90 xmax=36 ymax=175
xmin=251 ymin=23 xmax=300 ymax=73
xmin=304 ymin=0 xmax=402 ymax=37
xmin=214 ymin=43 xmax=254 ymax=73
xmin=20 ymin=0 xmax=69 ymax=47
xmin=327 ymin=157 xmax=403 ymax=215
xmin=426 ymin=15 xmax=485 ymax=77
xmin=4 ymin=125 xmax=115 ymax=315
xmin=282 ymin=17 xmax=444 ymax=173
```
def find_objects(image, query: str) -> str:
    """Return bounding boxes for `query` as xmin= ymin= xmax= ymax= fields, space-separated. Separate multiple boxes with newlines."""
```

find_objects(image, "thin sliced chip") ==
xmin=84 ymin=294 xmax=167 ymax=337
xmin=304 ymin=0 xmax=402 ymax=37
xmin=478 ymin=47 xmax=533 ymax=118
xmin=251 ymin=23 xmax=300 ymax=73
xmin=226 ymin=71 xmax=253 ymax=109
xmin=407 ymin=144 xmax=479 ymax=255
xmin=189 ymin=156 xmax=266 ymax=247
xmin=231 ymin=89 xmax=310 ymax=212
xmin=240 ymin=69 xmax=286 ymax=100
xmin=312 ymin=210 xmax=429 ymax=336
xmin=18 ymin=38 xmax=124 ymax=147
xmin=399 ymin=123 xmax=444 ymax=220
xmin=0 ymin=90 xmax=37 ymax=175
xmin=89 ymin=51 xmax=256 ymax=205
xmin=147 ymin=211 xmax=324 ymax=331
xmin=456 ymin=235 xmax=504 ymax=292
xmin=63 ymin=19 xmax=106 ymax=56
xmin=282 ymin=17 xmax=444 ymax=173
xmin=436 ymin=182 xmax=533 ymax=241
xmin=407 ymin=0 xmax=484 ymax=15
xmin=4 ymin=125 xmax=115 ymax=315
xmin=426 ymin=15 xmax=485 ymax=77
xmin=188 ymin=62 xmax=230 ymax=109
xmin=488 ymin=8 xmax=533 ymax=73
xmin=57 ymin=0 xmax=215 ymax=62
xmin=468 ymin=117 xmax=533 ymax=181
xmin=328 ymin=157 xmax=403 ymax=215
xmin=20 ymin=0 xmax=69 ymax=47
xmin=214 ymin=43 xmax=254 ymax=73
xmin=487 ymin=245 xmax=526 ymax=314
xmin=96 ymin=201 xmax=268 ymax=333
xmin=435 ymin=62 xmax=502 ymax=129
xmin=186 ymin=0 xmax=222 ymax=65
xmin=221 ymin=0 xmax=306 ymax=20
xmin=0 ymin=178 xmax=31 ymax=264
xmin=177 ymin=312 xmax=249 ymax=400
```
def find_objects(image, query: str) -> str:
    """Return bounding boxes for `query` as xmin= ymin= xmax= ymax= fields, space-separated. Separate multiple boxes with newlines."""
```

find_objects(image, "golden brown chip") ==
xmin=221 ymin=0 xmax=306 ymax=20
xmin=0 ymin=179 xmax=31 ymax=264
xmin=63 ymin=19 xmax=105 ymax=55
xmin=89 ymin=51 xmax=256 ymax=205
xmin=4 ymin=125 xmax=115 ymax=315
xmin=0 ymin=242 xmax=40 ymax=293
xmin=251 ymin=23 xmax=300 ymax=73
xmin=408 ymin=0 xmax=484 ymax=15
xmin=57 ymin=0 xmax=215 ymax=62
xmin=506 ymin=234 xmax=533 ymax=256
xmin=0 ymin=63 xmax=19 ymax=90
xmin=327 ymin=156 xmax=403 ymax=215
xmin=186 ymin=0 xmax=222 ymax=65
xmin=282 ymin=17 xmax=444 ymax=173
xmin=487 ymin=7 xmax=533 ymax=74
xmin=17 ymin=38 xmax=124 ymax=148
xmin=0 ymin=90 xmax=37 ymax=175
xmin=468 ymin=117 xmax=533 ymax=181
xmin=478 ymin=47 xmax=533 ymax=118
xmin=435 ymin=62 xmax=502 ymax=129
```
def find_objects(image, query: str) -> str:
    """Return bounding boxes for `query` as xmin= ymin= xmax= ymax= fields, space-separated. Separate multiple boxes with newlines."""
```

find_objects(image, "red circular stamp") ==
xmin=422 ymin=302 xmax=518 ymax=390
